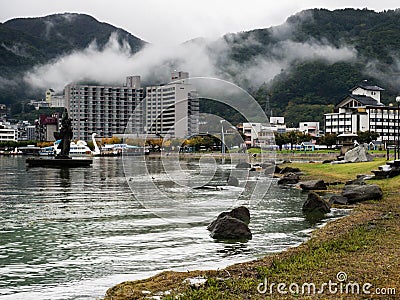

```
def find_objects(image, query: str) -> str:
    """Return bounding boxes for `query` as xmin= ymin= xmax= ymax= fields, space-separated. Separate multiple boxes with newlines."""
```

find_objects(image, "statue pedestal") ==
xmin=26 ymin=157 xmax=93 ymax=168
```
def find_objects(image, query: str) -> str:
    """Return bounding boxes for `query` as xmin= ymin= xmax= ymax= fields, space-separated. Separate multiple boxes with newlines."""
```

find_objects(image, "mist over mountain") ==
xmin=0 ymin=13 xmax=147 ymax=104
xmin=1 ymin=9 xmax=400 ymax=125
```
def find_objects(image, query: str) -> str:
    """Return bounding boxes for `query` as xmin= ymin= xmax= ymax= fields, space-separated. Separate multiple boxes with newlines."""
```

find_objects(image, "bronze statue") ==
xmin=54 ymin=110 xmax=73 ymax=159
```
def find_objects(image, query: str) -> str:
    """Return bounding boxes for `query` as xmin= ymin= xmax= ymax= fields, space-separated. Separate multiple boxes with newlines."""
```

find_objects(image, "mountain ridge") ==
xmin=1 ymin=8 xmax=400 ymax=126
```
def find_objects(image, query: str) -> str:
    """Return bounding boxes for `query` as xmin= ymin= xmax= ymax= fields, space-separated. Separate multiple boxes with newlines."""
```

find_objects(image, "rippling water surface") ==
xmin=0 ymin=156 xmax=347 ymax=299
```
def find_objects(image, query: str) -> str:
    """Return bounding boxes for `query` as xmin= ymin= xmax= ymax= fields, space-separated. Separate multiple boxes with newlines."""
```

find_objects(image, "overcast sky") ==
xmin=1 ymin=0 xmax=399 ymax=45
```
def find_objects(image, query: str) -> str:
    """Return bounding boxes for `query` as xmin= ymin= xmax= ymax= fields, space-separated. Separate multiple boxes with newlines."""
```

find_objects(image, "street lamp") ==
xmin=396 ymin=96 xmax=400 ymax=160
xmin=220 ymin=120 xmax=226 ymax=155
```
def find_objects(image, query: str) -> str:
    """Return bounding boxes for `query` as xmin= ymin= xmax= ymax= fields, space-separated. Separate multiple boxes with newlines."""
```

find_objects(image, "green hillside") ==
xmin=226 ymin=8 xmax=400 ymax=125
xmin=1 ymin=8 xmax=400 ymax=126
xmin=0 ymin=13 xmax=147 ymax=104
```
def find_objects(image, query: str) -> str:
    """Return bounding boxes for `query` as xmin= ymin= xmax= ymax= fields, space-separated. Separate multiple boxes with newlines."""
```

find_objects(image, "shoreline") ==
xmin=104 ymin=158 xmax=399 ymax=299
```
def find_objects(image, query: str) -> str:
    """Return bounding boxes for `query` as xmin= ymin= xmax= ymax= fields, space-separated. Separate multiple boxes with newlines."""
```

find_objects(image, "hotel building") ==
xmin=145 ymin=71 xmax=199 ymax=138
xmin=324 ymin=81 xmax=399 ymax=144
xmin=64 ymin=76 xmax=144 ymax=140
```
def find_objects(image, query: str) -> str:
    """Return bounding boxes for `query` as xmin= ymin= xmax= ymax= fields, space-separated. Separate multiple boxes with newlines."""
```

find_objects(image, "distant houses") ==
xmin=3 ymin=77 xmax=399 ymax=149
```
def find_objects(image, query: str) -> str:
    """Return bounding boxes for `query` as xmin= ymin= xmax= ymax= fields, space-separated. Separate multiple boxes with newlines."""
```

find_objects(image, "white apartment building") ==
xmin=46 ymin=89 xmax=65 ymax=108
xmin=0 ymin=122 xmax=17 ymax=142
xmin=299 ymin=122 xmax=320 ymax=137
xmin=325 ymin=81 xmax=399 ymax=144
xmin=64 ymin=76 xmax=144 ymax=140
xmin=145 ymin=72 xmax=199 ymax=138
xmin=242 ymin=122 xmax=277 ymax=148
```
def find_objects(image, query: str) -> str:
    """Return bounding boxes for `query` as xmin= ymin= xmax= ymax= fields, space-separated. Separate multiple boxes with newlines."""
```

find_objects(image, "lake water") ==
xmin=0 ymin=156 xmax=348 ymax=299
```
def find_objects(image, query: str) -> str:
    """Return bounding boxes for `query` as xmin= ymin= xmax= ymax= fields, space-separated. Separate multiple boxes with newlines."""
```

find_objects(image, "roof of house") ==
xmin=335 ymin=94 xmax=384 ymax=109
xmin=350 ymin=80 xmax=384 ymax=92
xmin=350 ymin=94 xmax=382 ymax=106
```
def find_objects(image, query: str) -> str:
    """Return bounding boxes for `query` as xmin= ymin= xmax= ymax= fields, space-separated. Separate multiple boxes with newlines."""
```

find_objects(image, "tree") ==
xmin=274 ymin=132 xmax=288 ymax=150
xmin=319 ymin=133 xmax=338 ymax=147
xmin=356 ymin=131 xmax=379 ymax=144
xmin=102 ymin=136 xmax=122 ymax=144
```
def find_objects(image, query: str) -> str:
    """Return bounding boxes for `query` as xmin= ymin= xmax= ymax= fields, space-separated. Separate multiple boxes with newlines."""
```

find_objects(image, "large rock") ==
xmin=341 ymin=184 xmax=383 ymax=203
xmin=274 ymin=165 xmax=282 ymax=174
xmin=280 ymin=166 xmax=301 ymax=174
xmin=344 ymin=144 xmax=373 ymax=163
xmin=299 ymin=180 xmax=327 ymax=190
xmin=230 ymin=206 xmax=250 ymax=224
xmin=277 ymin=172 xmax=300 ymax=185
xmin=302 ymin=192 xmax=331 ymax=214
xmin=208 ymin=215 xmax=252 ymax=240
xmin=227 ymin=176 xmax=239 ymax=187
xmin=260 ymin=162 xmax=274 ymax=169
xmin=329 ymin=195 xmax=349 ymax=205
xmin=207 ymin=206 xmax=251 ymax=240
xmin=208 ymin=206 xmax=250 ymax=232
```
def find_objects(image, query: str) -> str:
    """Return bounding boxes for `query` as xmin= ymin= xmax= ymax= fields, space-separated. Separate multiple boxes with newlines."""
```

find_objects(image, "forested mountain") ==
xmin=1 ymin=8 xmax=400 ymax=126
xmin=0 ymin=13 xmax=147 ymax=105
xmin=222 ymin=8 xmax=400 ymax=125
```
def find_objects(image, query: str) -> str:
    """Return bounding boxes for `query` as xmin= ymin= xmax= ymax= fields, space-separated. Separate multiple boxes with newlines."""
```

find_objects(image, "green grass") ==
xmin=287 ymin=158 xmax=387 ymax=182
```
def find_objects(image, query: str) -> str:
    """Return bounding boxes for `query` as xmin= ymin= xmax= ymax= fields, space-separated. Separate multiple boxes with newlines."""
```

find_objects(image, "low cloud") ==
xmin=273 ymin=39 xmax=357 ymax=64
xmin=221 ymin=36 xmax=357 ymax=88
xmin=23 ymin=33 xmax=222 ymax=92
xmin=23 ymin=30 xmax=358 ymax=93
xmin=363 ymin=55 xmax=400 ymax=93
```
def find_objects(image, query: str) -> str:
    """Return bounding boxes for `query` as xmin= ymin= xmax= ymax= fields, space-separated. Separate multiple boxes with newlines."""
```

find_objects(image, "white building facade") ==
xmin=241 ymin=122 xmax=278 ymax=148
xmin=0 ymin=122 xmax=17 ymax=142
xmin=145 ymin=72 xmax=199 ymax=138
xmin=299 ymin=122 xmax=320 ymax=137
xmin=64 ymin=76 xmax=144 ymax=140
xmin=46 ymin=89 xmax=65 ymax=108
xmin=324 ymin=81 xmax=399 ymax=144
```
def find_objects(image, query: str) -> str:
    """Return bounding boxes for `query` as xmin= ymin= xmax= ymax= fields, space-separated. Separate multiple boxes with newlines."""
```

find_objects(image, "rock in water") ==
xmin=299 ymin=180 xmax=327 ymax=190
xmin=207 ymin=206 xmax=250 ymax=231
xmin=230 ymin=206 xmax=250 ymax=224
xmin=277 ymin=172 xmax=300 ymax=185
xmin=207 ymin=206 xmax=251 ymax=240
xmin=236 ymin=161 xmax=251 ymax=169
xmin=341 ymin=184 xmax=383 ymax=203
xmin=209 ymin=215 xmax=252 ymax=240
xmin=302 ymin=192 xmax=331 ymax=214
xmin=227 ymin=176 xmax=239 ymax=187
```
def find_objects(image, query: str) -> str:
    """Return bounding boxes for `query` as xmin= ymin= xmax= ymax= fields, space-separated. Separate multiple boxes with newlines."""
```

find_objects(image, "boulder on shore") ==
xmin=207 ymin=206 xmax=251 ymax=240
xmin=299 ymin=180 xmax=327 ymax=190
xmin=277 ymin=172 xmax=300 ymax=185
xmin=280 ymin=166 xmax=301 ymax=174
xmin=302 ymin=192 xmax=331 ymax=214
xmin=329 ymin=195 xmax=349 ymax=205
xmin=341 ymin=184 xmax=383 ymax=203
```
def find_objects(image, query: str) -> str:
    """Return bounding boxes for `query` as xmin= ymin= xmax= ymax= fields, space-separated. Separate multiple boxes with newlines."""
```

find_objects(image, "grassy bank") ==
xmin=104 ymin=158 xmax=399 ymax=299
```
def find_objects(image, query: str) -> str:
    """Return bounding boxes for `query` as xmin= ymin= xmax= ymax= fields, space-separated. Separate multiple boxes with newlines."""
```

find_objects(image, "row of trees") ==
xmin=274 ymin=131 xmax=311 ymax=150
